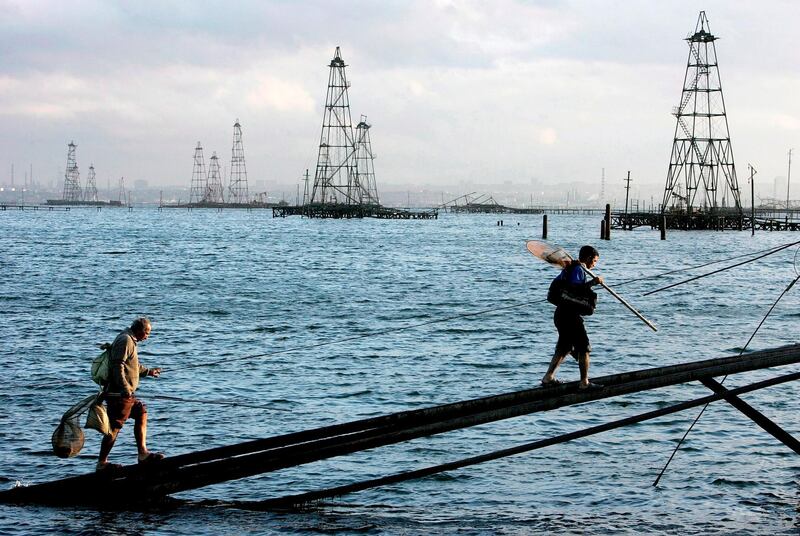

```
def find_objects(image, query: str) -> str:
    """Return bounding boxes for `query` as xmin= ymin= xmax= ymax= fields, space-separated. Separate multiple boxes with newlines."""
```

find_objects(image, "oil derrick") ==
xmin=309 ymin=47 xmax=369 ymax=206
xmin=661 ymin=11 xmax=741 ymax=214
xmin=118 ymin=177 xmax=127 ymax=205
xmin=228 ymin=120 xmax=250 ymax=204
xmin=206 ymin=152 xmax=225 ymax=203
xmin=354 ymin=115 xmax=380 ymax=205
xmin=62 ymin=141 xmax=82 ymax=202
xmin=83 ymin=164 xmax=98 ymax=202
xmin=189 ymin=142 xmax=207 ymax=204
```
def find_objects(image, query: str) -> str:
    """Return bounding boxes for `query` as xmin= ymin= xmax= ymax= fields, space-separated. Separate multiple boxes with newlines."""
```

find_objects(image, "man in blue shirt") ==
xmin=541 ymin=245 xmax=603 ymax=389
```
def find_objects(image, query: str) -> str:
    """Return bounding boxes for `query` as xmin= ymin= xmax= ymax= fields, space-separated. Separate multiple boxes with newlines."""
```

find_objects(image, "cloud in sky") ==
xmin=0 ymin=0 xmax=798 ymax=200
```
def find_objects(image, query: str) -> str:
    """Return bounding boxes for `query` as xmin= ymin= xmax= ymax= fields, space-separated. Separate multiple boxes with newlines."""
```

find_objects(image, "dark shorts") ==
xmin=105 ymin=395 xmax=147 ymax=430
xmin=554 ymin=307 xmax=591 ymax=355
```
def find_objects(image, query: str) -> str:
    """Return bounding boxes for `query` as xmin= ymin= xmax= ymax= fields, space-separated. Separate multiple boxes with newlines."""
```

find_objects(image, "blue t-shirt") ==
xmin=557 ymin=263 xmax=591 ymax=286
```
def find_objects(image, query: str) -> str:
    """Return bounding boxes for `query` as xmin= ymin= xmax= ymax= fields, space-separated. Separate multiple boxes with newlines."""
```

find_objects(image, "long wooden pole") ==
xmin=583 ymin=266 xmax=657 ymax=331
xmin=751 ymin=164 xmax=756 ymax=237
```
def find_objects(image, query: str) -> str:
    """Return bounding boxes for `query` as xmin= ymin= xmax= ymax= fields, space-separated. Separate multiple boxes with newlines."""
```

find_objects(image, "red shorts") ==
xmin=106 ymin=395 xmax=147 ymax=430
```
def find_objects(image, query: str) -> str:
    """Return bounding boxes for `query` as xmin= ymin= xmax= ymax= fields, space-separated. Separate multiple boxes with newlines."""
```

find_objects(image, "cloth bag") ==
xmin=85 ymin=400 xmax=111 ymax=436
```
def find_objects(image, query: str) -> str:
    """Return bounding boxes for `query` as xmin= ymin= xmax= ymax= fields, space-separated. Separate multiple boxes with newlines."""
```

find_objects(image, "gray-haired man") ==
xmin=97 ymin=317 xmax=164 ymax=471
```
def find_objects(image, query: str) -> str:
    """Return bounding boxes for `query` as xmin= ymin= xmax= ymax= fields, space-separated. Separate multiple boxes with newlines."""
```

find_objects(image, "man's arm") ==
xmin=138 ymin=364 xmax=162 ymax=378
xmin=109 ymin=335 xmax=137 ymax=395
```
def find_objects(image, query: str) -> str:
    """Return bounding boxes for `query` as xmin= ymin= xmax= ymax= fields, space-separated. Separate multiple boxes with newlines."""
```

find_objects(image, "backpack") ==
xmin=547 ymin=275 xmax=567 ymax=306
xmin=91 ymin=343 xmax=112 ymax=385
xmin=546 ymin=265 xmax=597 ymax=316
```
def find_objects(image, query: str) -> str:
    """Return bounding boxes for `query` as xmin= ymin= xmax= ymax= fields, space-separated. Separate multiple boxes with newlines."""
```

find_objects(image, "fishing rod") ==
xmin=526 ymin=240 xmax=658 ymax=332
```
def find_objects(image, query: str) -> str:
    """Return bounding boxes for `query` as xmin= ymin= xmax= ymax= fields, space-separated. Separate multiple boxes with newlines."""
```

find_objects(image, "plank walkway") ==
xmin=2 ymin=343 xmax=800 ymax=507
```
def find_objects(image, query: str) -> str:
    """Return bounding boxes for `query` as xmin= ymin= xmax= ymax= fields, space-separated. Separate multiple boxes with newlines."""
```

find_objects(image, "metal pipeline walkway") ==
xmin=3 ymin=343 xmax=800 ymax=508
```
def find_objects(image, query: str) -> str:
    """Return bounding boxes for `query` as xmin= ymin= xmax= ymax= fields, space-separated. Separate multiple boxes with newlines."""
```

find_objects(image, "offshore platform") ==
xmin=45 ymin=142 xmax=122 ymax=207
xmin=166 ymin=120 xmax=271 ymax=209
xmin=273 ymin=47 xmax=436 ymax=219
xmin=613 ymin=12 xmax=799 ymax=232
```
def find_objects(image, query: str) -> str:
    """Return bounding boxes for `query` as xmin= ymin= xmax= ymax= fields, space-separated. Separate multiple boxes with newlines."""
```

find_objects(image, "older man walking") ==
xmin=97 ymin=316 xmax=164 ymax=471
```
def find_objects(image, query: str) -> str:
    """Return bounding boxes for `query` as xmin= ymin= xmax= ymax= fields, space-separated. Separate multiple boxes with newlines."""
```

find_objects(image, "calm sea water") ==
xmin=2 ymin=208 xmax=800 ymax=534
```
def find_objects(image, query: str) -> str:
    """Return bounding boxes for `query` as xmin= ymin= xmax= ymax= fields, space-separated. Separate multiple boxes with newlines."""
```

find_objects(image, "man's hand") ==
xmin=149 ymin=368 xmax=162 ymax=378
xmin=593 ymin=276 xmax=604 ymax=286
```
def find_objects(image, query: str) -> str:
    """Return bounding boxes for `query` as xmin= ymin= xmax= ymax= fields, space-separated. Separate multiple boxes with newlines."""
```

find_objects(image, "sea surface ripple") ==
xmin=1 ymin=209 xmax=800 ymax=534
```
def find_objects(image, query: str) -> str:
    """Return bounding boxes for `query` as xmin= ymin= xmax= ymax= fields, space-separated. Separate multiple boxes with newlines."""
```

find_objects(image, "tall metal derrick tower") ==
xmin=189 ymin=142 xmax=207 ymax=204
xmin=228 ymin=119 xmax=250 ymax=204
xmin=84 ymin=164 xmax=98 ymax=202
xmin=661 ymin=11 xmax=741 ymax=214
xmin=206 ymin=152 xmax=225 ymax=203
xmin=62 ymin=141 xmax=82 ymax=202
xmin=118 ymin=177 xmax=127 ymax=205
xmin=354 ymin=115 xmax=380 ymax=205
xmin=309 ymin=47 xmax=375 ymax=206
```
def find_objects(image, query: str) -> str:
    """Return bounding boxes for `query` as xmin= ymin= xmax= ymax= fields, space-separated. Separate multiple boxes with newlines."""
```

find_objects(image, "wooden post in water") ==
xmin=600 ymin=219 xmax=606 ymax=240
xmin=604 ymin=204 xmax=611 ymax=240
xmin=660 ymin=215 xmax=666 ymax=240
xmin=750 ymin=164 xmax=756 ymax=236
xmin=542 ymin=214 xmax=548 ymax=239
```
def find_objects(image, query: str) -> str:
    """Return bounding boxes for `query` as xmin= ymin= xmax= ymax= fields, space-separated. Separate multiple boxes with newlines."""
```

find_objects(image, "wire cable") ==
xmin=643 ymin=239 xmax=800 ymax=296
xmin=652 ymin=271 xmax=800 ymax=487
xmin=614 ymin=240 xmax=800 ymax=288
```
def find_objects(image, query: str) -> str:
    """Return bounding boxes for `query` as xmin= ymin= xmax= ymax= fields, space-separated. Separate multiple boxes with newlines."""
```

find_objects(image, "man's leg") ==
xmin=134 ymin=411 xmax=149 ymax=459
xmin=542 ymin=351 xmax=568 ymax=384
xmin=130 ymin=401 xmax=153 ymax=461
xmin=98 ymin=395 xmax=132 ymax=469
xmin=577 ymin=351 xmax=591 ymax=388
xmin=98 ymin=428 xmax=120 ymax=464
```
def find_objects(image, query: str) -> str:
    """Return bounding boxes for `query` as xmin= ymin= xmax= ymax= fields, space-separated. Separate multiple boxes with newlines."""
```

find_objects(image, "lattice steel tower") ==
xmin=206 ymin=152 xmax=225 ymax=203
xmin=309 ymin=47 xmax=375 ymax=206
xmin=661 ymin=11 xmax=741 ymax=214
xmin=62 ymin=141 xmax=82 ymax=202
xmin=189 ymin=142 xmax=207 ymax=204
xmin=228 ymin=119 xmax=250 ymax=204
xmin=84 ymin=164 xmax=98 ymax=202
xmin=354 ymin=115 xmax=380 ymax=205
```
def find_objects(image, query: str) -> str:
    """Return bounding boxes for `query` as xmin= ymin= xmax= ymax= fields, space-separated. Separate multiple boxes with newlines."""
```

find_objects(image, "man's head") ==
xmin=578 ymin=245 xmax=599 ymax=269
xmin=131 ymin=317 xmax=152 ymax=342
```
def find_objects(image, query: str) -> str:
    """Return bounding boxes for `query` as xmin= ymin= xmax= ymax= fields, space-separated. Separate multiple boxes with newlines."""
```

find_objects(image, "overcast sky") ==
xmin=1 ymin=0 xmax=798 ymax=201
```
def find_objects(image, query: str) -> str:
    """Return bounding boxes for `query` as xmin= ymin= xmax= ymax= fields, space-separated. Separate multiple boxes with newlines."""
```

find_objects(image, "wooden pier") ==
xmin=160 ymin=202 xmax=279 ymax=211
xmin=1 ymin=204 xmax=72 ymax=211
xmin=612 ymin=211 xmax=800 ymax=231
xmin=448 ymin=202 xmax=542 ymax=215
xmin=2 ymin=343 xmax=800 ymax=508
xmin=272 ymin=204 xmax=438 ymax=219
xmin=540 ymin=207 xmax=605 ymax=215
xmin=44 ymin=200 xmax=123 ymax=208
